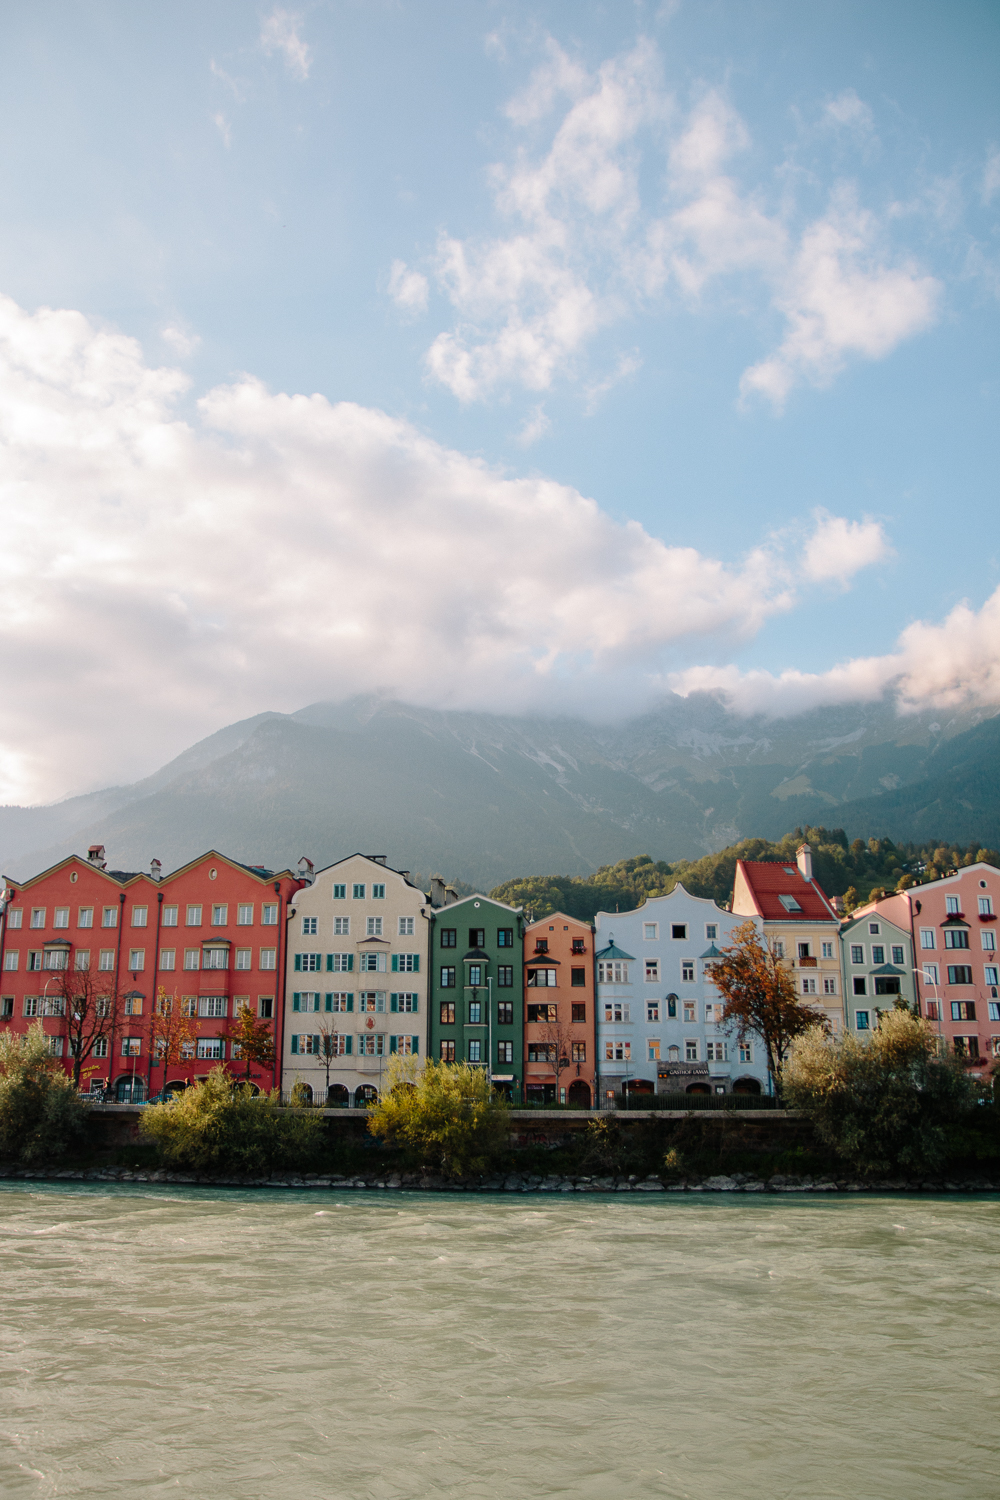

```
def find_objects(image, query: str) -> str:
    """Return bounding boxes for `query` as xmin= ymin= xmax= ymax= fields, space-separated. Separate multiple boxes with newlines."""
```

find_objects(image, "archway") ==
xmin=354 ymin=1085 xmax=378 ymax=1107
xmin=115 ymin=1076 xmax=147 ymax=1104
xmin=685 ymin=1082 xmax=711 ymax=1095
xmin=567 ymin=1080 xmax=591 ymax=1108
xmin=626 ymin=1078 xmax=654 ymax=1096
xmin=327 ymin=1084 xmax=350 ymax=1108
xmin=732 ymin=1076 xmax=762 ymax=1095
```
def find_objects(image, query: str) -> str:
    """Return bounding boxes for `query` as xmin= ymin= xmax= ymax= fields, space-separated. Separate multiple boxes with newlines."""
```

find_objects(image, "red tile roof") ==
xmin=734 ymin=860 xmax=838 ymax=922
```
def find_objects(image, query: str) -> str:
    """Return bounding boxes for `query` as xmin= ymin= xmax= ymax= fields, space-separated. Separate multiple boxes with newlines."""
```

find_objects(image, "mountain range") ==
xmin=2 ymin=694 xmax=998 ymax=889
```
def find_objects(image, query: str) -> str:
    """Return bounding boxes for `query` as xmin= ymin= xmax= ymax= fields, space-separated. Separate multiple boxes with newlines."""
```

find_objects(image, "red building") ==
xmin=523 ymin=913 xmax=596 ymax=1106
xmin=0 ymin=846 xmax=303 ymax=1100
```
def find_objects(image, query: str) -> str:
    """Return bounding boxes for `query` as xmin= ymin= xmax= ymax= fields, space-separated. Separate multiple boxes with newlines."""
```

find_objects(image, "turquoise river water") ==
xmin=0 ymin=1183 xmax=997 ymax=1499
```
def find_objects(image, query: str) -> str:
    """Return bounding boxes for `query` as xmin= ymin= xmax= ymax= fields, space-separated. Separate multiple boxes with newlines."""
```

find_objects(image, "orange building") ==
xmin=522 ymin=913 xmax=596 ymax=1107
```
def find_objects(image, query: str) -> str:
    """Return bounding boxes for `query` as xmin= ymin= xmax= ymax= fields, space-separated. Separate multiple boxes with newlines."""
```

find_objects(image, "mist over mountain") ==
xmin=1 ymin=694 xmax=998 ymax=889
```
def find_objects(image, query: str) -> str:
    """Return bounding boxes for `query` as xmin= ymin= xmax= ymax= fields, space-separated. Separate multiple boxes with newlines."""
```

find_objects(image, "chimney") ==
xmin=150 ymin=858 xmax=162 ymax=882
xmin=366 ymin=854 xmax=388 ymax=866
xmin=797 ymin=843 xmax=813 ymax=881
xmin=297 ymin=856 xmax=315 ymax=885
xmin=87 ymin=845 xmax=107 ymax=870
xmin=429 ymin=875 xmax=458 ymax=908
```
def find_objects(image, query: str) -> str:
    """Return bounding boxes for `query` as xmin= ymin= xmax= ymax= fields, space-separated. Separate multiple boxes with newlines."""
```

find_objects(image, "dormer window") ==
xmin=778 ymin=895 xmax=802 ymax=912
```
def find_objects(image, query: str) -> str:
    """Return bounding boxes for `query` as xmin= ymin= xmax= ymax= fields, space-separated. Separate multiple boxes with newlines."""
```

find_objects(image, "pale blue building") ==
xmin=594 ymin=886 xmax=770 ymax=1099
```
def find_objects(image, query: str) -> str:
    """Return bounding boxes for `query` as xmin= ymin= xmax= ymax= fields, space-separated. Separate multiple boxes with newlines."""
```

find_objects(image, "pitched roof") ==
xmin=734 ymin=860 xmax=838 ymax=922
xmin=595 ymin=940 xmax=636 ymax=962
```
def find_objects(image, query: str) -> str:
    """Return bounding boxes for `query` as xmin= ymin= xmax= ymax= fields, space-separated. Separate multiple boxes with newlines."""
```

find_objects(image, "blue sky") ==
xmin=0 ymin=1 xmax=997 ymax=802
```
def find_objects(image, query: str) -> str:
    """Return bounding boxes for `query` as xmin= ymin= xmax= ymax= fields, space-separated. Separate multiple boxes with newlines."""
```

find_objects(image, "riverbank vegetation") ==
xmin=366 ymin=1057 xmax=510 ymax=1177
xmin=139 ymin=1069 xmax=325 ymax=1175
xmin=0 ymin=1023 xmax=87 ymax=1165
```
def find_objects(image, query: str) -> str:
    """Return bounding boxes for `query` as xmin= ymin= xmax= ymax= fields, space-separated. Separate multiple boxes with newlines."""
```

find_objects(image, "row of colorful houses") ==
xmin=0 ymin=842 xmax=997 ymax=1105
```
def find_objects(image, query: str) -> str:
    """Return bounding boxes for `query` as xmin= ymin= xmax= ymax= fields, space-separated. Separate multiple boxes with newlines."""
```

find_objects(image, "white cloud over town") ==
xmin=260 ymin=8 xmax=311 ymax=80
xmin=0 ymin=293 xmax=931 ymax=806
xmin=397 ymin=39 xmax=941 ymax=409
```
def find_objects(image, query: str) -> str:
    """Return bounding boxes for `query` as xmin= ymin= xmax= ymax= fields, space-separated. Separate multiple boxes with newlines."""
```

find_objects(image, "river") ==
xmin=0 ymin=1183 xmax=996 ymax=1498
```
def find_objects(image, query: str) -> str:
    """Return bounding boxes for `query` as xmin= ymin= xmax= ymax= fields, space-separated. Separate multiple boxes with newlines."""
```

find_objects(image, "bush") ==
xmin=140 ymin=1067 xmax=325 ymax=1175
xmin=0 ymin=1023 xmax=87 ymax=1165
xmin=782 ymin=1011 xmax=974 ymax=1177
xmin=367 ymin=1057 xmax=510 ymax=1177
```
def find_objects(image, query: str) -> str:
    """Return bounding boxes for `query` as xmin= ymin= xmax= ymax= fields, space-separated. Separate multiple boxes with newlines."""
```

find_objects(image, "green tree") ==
xmin=230 ymin=1003 xmax=275 ymax=1083
xmin=782 ymin=1009 xmax=973 ymax=1176
xmin=706 ymin=921 xmax=827 ymax=1091
xmin=0 ymin=1023 xmax=88 ymax=1164
xmin=367 ymin=1056 xmax=510 ymax=1177
xmin=140 ymin=1066 xmax=324 ymax=1175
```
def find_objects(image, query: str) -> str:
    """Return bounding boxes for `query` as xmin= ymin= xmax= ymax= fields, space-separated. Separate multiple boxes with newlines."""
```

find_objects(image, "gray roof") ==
xmin=595 ymin=940 xmax=636 ymax=962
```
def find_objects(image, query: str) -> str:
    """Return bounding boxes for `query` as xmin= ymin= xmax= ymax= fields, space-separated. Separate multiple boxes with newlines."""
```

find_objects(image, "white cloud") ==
xmin=983 ymin=146 xmax=1000 ymax=206
xmin=260 ymin=9 xmax=311 ymax=80
xmin=212 ymin=112 xmax=232 ymax=149
xmin=800 ymin=508 xmax=891 ymax=584
xmin=823 ymin=89 xmax=875 ymax=135
xmin=161 ymin=325 xmax=201 ymax=358
xmin=387 ymin=260 xmax=429 ymax=317
xmin=515 ymin=403 xmax=550 ymax=446
xmin=0 ymin=293 xmax=827 ymax=804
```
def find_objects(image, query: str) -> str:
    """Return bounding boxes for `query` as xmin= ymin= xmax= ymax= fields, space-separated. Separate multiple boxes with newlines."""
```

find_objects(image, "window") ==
xmin=23 ymin=996 xmax=40 ymax=1016
xmin=440 ymin=1001 xmax=456 ymax=1024
xmin=467 ymin=964 xmax=483 ymax=987
xmin=259 ymin=948 xmax=277 ymax=970
xmin=261 ymin=904 xmax=278 ymax=926
xmin=874 ymin=976 xmax=901 ymax=996
xmin=946 ymin=896 xmax=960 ymax=915
xmin=948 ymin=966 xmax=974 ymax=985
xmin=181 ymin=996 xmax=197 ymax=1017
xmin=497 ymin=928 xmax=514 ymax=948
xmin=199 ymin=996 xmax=227 ymax=1018
xmin=979 ymin=897 xmax=994 ymax=916
xmin=565 ymin=967 xmax=584 ymax=988
xmin=953 ymin=1036 xmax=979 ymax=1060
xmin=440 ymin=1041 xmax=456 ymax=1062
xmin=922 ymin=963 xmax=939 ymax=985
xmin=868 ymin=923 xmax=880 ymax=936
xmin=644 ymin=959 xmax=659 ymax=982
xmin=366 ymin=916 xmax=383 ymax=937
xmin=237 ymin=904 xmax=253 ymax=926
xmin=353 ymin=884 xmax=366 ymax=900
xmin=53 ymin=907 xmax=69 ymax=929
xmin=798 ymin=943 xmax=811 ymax=960
xmin=390 ymin=993 xmax=419 ymax=1014
xmin=853 ymin=977 xmax=866 ymax=996
xmin=527 ymin=968 xmax=556 ymax=987
xmin=358 ymin=992 xmax=386 ymax=1014
xmin=497 ymin=1001 xmax=513 ymax=1025
xmin=990 ymin=1002 xmax=1000 ymax=1022
xmin=27 ymin=951 xmax=42 ymax=971
xmin=527 ymin=1042 xmax=555 ymax=1063
xmin=823 ymin=977 xmax=838 ymax=996
xmin=235 ymin=948 xmax=251 ymax=970
xmin=392 ymin=953 xmax=420 ymax=973
xmin=892 ymin=945 xmax=905 ymax=965
xmin=294 ymin=952 xmax=319 ymax=973
xmin=467 ymin=1040 xmax=482 ymax=1063
xmin=203 ymin=947 xmax=228 ymax=971
xmin=359 ymin=952 xmax=386 ymax=973
xmin=871 ymin=946 xmax=884 ymax=965
xmin=183 ymin=949 xmax=200 ymax=971
xmin=77 ymin=908 xmax=93 ymax=929
xmin=102 ymin=907 xmax=117 ymax=929
xmin=43 ymin=949 xmax=67 ymax=971
xmin=681 ymin=961 xmax=695 ymax=983
xmin=328 ymin=993 xmax=353 ymax=1013
xmin=302 ymin=916 xmax=317 ymax=935
xmin=855 ymin=1011 xmax=870 ymax=1031
xmin=571 ymin=938 xmax=585 ymax=954
xmin=398 ymin=916 xmax=414 ymax=936
xmin=534 ymin=939 xmax=549 ymax=955
xmin=468 ymin=1000 xmax=482 ymax=1025
xmin=920 ymin=929 xmax=935 ymax=950
xmin=440 ymin=929 xmax=456 ymax=948
xmin=951 ymin=1001 xmax=976 ymax=1021
xmin=643 ymin=923 xmax=658 ymax=941
xmin=497 ymin=965 xmax=513 ymax=987
xmin=671 ymin=924 xmax=687 ymax=940
xmin=196 ymin=1038 xmax=224 ymax=1060
xmin=685 ymin=1038 xmax=699 ymax=1061
xmin=90 ymin=1036 xmax=108 ymax=1059
xmin=982 ymin=931 xmax=996 ymax=952
xmin=604 ymin=1002 xmax=630 ymax=1022
xmin=647 ymin=1039 xmax=660 ymax=1061
xmin=294 ymin=993 xmax=321 ymax=1014
xmin=706 ymin=1041 xmax=728 ymax=1062
xmin=372 ymin=884 xmax=385 ymax=900
xmin=821 ymin=942 xmax=833 ymax=959
xmin=605 ymin=1040 xmax=631 ymax=1061
xmin=739 ymin=1042 xmax=753 ymax=1064
xmin=647 ymin=1001 xmax=660 ymax=1022
xmin=497 ymin=1040 xmax=514 ymax=1063
xmin=925 ymin=1000 xmax=941 ymax=1020
xmin=30 ymin=908 xmax=45 ymax=929
xmin=99 ymin=950 xmax=115 ymax=971
xmin=5 ymin=908 xmax=21 ymax=930
xmin=333 ymin=884 xmax=346 ymax=900
xmin=327 ymin=952 xmax=353 ymax=973
xmin=598 ymin=960 xmax=629 ymax=984
xmin=74 ymin=950 xmax=90 ymax=971
xmin=469 ymin=928 xmax=485 ymax=949
xmin=527 ymin=1003 xmax=557 ymax=1024
xmin=391 ymin=1035 xmax=418 ymax=1056
xmin=773 ymin=940 xmax=785 ymax=959
xmin=2 ymin=952 xmax=16 ymax=971
xmin=683 ymin=1001 xmax=696 ymax=1022
xmin=705 ymin=924 xmax=718 ymax=941
xmin=211 ymin=905 xmax=227 ymax=926
xmin=572 ymin=1041 xmax=587 ymax=1063
xmin=121 ymin=1036 xmax=142 ymax=1057
xmin=184 ymin=905 xmax=201 ymax=927
xmin=944 ymin=929 xmax=969 ymax=950
xmin=778 ymin=895 xmax=802 ymax=912
xmin=128 ymin=949 xmax=145 ymax=971
xmin=986 ymin=966 xmax=999 ymax=988
xmin=40 ymin=994 xmax=65 ymax=1017
xmin=334 ymin=916 xmax=350 ymax=935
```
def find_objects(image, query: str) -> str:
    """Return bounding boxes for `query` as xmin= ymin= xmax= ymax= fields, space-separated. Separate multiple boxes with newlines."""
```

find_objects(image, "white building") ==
xmin=282 ymin=854 xmax=430 ymax=1106
xmin=594 ymin=886 xmax=770 ymax=1099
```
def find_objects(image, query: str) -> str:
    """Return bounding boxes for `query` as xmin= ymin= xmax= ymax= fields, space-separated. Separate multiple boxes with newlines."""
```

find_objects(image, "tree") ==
xmin=367 ymin=1056 xmax=510 ymax=1177
xmin=314 ymin=1021 xmax=342 ymax=1102
xmin=230 ymin=1002 xmax=275 ymax=1084
xmin=536 ymin=1011 xmax=577 ymax=1100
xmin=140 ymin=1066 xmax=324 ymax=1175
xmin=54 ymin=965 xmax=120 ymax=1089
xmin=705 ymin=920 xmax=827 ymax=1092
xmin=0 ymin=1023 xmax=88 ymax=1163
xmin=782 ymin=1009 xmax=974 ymax=1176
xmin=147 ymin=987 xmax=199 ymax=1096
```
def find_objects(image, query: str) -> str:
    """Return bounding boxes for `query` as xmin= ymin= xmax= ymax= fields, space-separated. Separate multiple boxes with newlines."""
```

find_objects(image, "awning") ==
xmin=595 ymin=940 xmax=636 ymax=961
xmin=526 ymin=953 xmax=561 ymax=965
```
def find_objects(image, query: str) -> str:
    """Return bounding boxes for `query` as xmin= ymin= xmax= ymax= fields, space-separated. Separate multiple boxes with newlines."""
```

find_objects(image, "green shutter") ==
xmin=324 ymin=993 xmax=333 ymax=1012
xmin=390 ymin=993 xmax=398 ymax=1012
xmin=344 ymin=1035 xmax=352 ymax=1055
xmin=412 ymin=1035 xmax=419 ymax=1055
xmin=291 ymin=1035 xmax=299 ymax=1054
xmin=411 ymin=954 xmax=420 ymax=973
xmin=391 ymin=954 xmax=399 ymax=973
xmin=294 ymin=953 xmax=302 ymax=972
xmin=347 ymin=954 xmax=354 ymax=972
xmin=346 ymin=994 xmax=354 ymax=1012
xmin=411 ymin=997 xmax=419 ymax=1013
xmin=312 ymin=1035 xmax=320 ymax=1052
xmin=292 ymin=992 xmax=301 ymax=1012
xmin=326 ymin=954 xmax=333 ymax=971
xmin=390 ymin=1035 xmax=398 ymax=1053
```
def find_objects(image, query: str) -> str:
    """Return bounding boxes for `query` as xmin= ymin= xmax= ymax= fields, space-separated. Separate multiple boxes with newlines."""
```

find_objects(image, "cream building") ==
xmin=281 ymin=853 xmax=431 ymax=1106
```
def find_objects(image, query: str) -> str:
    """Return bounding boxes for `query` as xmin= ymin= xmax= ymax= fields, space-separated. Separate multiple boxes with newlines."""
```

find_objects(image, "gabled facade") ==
xmin=904 ymin=864 xmax=1000 ymax=1076
xmin=731 ymin=844 xmax=844 ymax=1034
xmin=523 ymin=912 xmax=596 ymax=1107
xmin=281 ymin=854 xmax=431 ymax=1106
xmin=427 ymin=893 xmax=525 ymax=1096
xmin=594 ymin=886 xmax=769 ymax=1100
xmin=0 ymin=846 xmax=302 ymax=1099
xmin=839 ymin=901 xmax=916 ymax=1034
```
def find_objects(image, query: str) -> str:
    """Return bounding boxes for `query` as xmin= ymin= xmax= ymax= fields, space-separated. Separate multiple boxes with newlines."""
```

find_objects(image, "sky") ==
xmin=0 ymin=0 xmax=998 ymax=804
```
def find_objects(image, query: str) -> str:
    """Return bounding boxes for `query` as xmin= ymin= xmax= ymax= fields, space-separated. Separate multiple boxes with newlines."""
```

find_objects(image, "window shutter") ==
xmin=326 ymin=954 xmax=333 ymax=971
xmin=325 ymin=993 xmax=333 ymax=1012
xmin=390 ymin=993 xmax=398 ymax=1012
xmin=312 ymin=1035 xmax=320 ymax=1053
xmin=294 ymin=954 xmax=302 ymax=972
xmin=293 ymin=992 xmax=301 ymax=1012
xmin=411 ymin=955 xmax=419 ymax=973
xmin=376 ymin=994 xmax=385 ymax=1013
xmin=347 ymin=954 xmax=354 ymax=972
xmin=411 ymin=997 xmax=419 ymax=1013
xmin=391 ymin=954 xmax=399 ymax=973
xmin=291 ymin=1035 xmax=299 ymax=1054
xmin=346 ymin=993 xmax=354 ymax=1012
xmin=412 ymin=1035 xmax=419 ymax=1055
xmin=345 ymin=1035 xmax=353 ymax=1055
xmin=390 ymin=1035 xmax=398 ymax=1053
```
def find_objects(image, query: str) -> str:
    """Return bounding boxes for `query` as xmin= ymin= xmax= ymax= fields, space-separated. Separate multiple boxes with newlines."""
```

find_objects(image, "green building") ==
xmin=427 ymin=893 xmax=525 ymax=1097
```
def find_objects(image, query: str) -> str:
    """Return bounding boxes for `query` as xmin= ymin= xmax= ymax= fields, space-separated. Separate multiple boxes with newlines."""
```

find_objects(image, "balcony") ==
xmin=796 ymin=957 xmax=818 ymax=969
